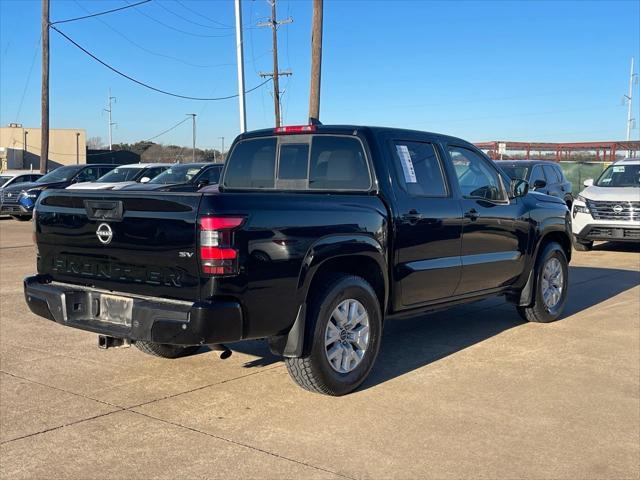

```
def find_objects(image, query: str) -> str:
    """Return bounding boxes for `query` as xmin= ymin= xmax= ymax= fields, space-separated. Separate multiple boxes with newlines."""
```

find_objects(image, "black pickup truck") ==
xmin=25 ymin=125 xmax=572 ymax=395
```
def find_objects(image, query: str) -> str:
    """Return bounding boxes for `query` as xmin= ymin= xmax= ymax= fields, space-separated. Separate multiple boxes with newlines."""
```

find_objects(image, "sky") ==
xmin=0 ymin=0 xmax=639 ymax=151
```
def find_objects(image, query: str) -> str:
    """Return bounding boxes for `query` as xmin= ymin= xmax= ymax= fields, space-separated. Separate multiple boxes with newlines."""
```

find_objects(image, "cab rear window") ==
xmin=223 ymin=135 xmax=371 ymax=191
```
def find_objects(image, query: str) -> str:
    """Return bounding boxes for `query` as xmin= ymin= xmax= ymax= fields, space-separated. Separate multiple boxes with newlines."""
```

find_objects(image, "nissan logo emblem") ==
xmin=96 ymin=223 xmax=113 ymax=245
xmin=613 ymin=204 xmax=624 ymax=214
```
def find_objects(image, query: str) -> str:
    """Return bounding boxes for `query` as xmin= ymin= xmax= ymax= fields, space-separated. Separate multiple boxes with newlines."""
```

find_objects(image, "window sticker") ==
xmin=613 ymin=166 xmax=625 ymax=173
xmin=396 ymin=145 xmax=417 ymax=183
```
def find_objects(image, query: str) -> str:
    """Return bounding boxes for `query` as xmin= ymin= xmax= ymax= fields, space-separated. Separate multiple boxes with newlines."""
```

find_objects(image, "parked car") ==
xmin=121 ymin=163 xmax=222 ymax=192
xmin=571 ymin=158 xmax=640 ymax=251
xmin=25 ymin=125 xmax=572 ymax=395
xmin=0 ymin=164 xmax=117 ymax=220
xmin=0 ymin=171 xmax=43 ymax=189
xmin=67 ymin=163 xmax=172 ymax=191
xmin=1 ymin=171 xmax=43 ymax=216
xmin=495 ymin=160 xmax=573 ymax=207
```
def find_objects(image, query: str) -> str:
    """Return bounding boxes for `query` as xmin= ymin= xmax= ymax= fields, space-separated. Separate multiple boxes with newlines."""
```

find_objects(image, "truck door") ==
xmin=446 ymin=145 xmax=528 ymax=294
xmin=390 ymin=139 xmax=463 ymax=307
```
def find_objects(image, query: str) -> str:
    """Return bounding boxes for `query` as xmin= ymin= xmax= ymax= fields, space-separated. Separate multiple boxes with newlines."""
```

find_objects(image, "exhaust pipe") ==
xmin=210 ymin=343 xmax=232 ymax=359
xmin=98 ymin=335 xmax=130 ymax=349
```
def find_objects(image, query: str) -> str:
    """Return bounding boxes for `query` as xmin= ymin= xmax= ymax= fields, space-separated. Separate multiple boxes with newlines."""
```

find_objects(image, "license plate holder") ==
xmin=98 ymin=294 xmax=133 ymax=327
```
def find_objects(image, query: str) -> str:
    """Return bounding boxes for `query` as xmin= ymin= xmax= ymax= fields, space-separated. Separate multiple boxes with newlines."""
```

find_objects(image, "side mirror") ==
xmin=510 ymin=179 xmax=529 ymax=198
xmin=532 ymin=179 xmax=546 ymax=190
xmin=583 ymin=178 xmax=594 ymax=187
xmin=139 ymin=177 xmax=151 ymax=183
xmin=197 ymin=179 xmax=210 ymax=189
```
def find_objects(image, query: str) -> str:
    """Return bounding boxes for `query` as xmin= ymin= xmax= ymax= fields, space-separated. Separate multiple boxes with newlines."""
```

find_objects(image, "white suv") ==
xmin=571 ymin=158 xmax=640 ymax=251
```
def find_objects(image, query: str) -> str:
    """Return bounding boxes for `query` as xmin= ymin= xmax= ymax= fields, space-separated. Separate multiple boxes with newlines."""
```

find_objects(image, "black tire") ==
xmin=134 ymin=341 xmax=200 ymax=359
xmin=572 ymin=235 xmax=593 ymax=251
xmin=285 ymin=274 xmax=382 ymax=396
xmin=517 ymin=241 xmax=569 ymax=323
xmin=11 ymin=215 xmax=31 ymax=222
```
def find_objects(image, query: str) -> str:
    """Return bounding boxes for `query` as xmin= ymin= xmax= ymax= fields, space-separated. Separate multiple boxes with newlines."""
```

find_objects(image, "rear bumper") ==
xmin=23 ymin=275 xmax=243 ymax=345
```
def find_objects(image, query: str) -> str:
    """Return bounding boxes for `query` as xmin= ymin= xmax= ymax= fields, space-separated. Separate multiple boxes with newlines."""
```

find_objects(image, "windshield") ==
xmin=499 ymin=165 xmax=529 ymax=181
xmin=0 ymin=175 xmax=13 ymax=187
xmin=595 ymin=164 xmax=640 ymax=187
xmin=149 ymin=165 xmax=203 ymax=184
xmin=96 ymin=167 xmax=141 ymax=183
xmin=37 ymin=166 xmax=82 ymax=183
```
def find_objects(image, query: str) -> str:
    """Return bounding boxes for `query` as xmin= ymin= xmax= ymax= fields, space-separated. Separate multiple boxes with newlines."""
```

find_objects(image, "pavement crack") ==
xmin=131 ymin=409 xmax=357 ymax=480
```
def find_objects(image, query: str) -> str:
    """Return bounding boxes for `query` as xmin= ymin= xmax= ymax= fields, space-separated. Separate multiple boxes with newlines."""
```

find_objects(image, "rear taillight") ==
xmin=199 ymin=216 xmax=245 ymax=276
xmin=274 ymin=125 xmax=316 ymax=134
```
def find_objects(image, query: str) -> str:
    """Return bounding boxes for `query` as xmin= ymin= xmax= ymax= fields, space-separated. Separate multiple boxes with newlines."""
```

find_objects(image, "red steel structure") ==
xmin=475 ymin=140 xmax=640 ymax=162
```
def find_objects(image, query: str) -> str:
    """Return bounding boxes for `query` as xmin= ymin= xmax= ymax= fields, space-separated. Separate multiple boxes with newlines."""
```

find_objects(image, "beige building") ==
xmin=0 ymin=124 xmax=86 ymax=171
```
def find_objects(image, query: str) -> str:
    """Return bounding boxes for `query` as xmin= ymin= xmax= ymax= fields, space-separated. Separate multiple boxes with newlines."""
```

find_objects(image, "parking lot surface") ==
xmin=1 ymin=218 xmax=638 ymax=479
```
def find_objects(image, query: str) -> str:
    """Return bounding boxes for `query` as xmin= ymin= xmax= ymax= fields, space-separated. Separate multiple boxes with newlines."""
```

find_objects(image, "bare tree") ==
xmin=87 ymin=136 xmax=105 ymax=150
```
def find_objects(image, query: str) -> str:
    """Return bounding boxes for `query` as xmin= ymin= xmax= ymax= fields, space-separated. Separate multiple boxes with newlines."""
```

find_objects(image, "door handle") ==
xmin=401 ymin=209 xmax=423 ymax=225
xmin=464 ymin=209 xmax=479 ymax=221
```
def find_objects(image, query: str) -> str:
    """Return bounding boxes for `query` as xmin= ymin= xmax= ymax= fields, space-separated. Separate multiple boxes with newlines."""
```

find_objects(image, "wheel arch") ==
xmin=268 ymin=235 xmax=388 ymax=358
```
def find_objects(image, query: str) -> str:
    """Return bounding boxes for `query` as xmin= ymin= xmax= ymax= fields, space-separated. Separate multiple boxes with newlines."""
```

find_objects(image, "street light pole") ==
xmin=234 ymin=0 xmax=247 ymax=133
xmin=187 ymin=113 xmax=196 ymax=163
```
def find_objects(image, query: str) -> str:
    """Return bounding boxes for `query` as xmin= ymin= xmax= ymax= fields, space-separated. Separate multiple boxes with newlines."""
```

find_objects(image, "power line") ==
xmin=51 ymin=25 xmax=271 ymax=101
xmin=154 ymin=1 xmax=231 ymax=31
xmin=145 ymin=117 xmax=190 ymax=142
xmin=71 ymin=0 xmax=235 ymax=69
xmin=51 ymin=0 xmax=151 ymax=25
xmin=15 ymin=34 xmax=41 ymax=123
xmin=125 ymin=0 xmax=233 ymax=38
xmin=174 ymin=0 xmax=233 ymax=28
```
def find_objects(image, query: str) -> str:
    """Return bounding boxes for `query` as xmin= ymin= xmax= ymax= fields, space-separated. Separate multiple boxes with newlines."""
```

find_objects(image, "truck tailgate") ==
xmin=35 ymin=190 xmax=202 ymax=302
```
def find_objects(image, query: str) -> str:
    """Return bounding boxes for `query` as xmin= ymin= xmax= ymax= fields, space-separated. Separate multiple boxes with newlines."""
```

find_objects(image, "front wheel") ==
xmin=134 ymin=341 xmax=200 ymax=359
xmin=517 ymin=242 xmax=569 ymax=323
xmin=11 ymin=215 xmax=31 ymax=222
xmin=285 ymin=275 xmax=382 ymax=396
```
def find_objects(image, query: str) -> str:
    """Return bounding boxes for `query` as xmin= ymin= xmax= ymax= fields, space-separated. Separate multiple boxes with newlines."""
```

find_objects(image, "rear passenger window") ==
xmin=224 ymin=138 xmax=277 ymax=189
xmin=392 ymin=141 xmax=447 ymax=196
xmin=309 ymin=136 xmax=370 ymax=190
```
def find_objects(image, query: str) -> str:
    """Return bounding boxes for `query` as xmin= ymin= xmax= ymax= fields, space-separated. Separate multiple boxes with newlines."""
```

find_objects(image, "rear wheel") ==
xmin=573 ymin=236 xmax=593 ymax=252
xmin=517 ymin=242 xmax=568 ymax=323
xmin=134 ymin=341 xmax=200 ymax=359
xmin=285 ymin=275 xmax=382 ymax=396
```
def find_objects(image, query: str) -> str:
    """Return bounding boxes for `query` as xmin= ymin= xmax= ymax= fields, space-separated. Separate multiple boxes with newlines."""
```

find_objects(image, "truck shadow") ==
xmin=362 ymin=265 xmax=639 ymax=390
xmin=593 ymin=242 xmax=640 ymax=253
xmin=215 ymin=265 xmax=639 ymax=382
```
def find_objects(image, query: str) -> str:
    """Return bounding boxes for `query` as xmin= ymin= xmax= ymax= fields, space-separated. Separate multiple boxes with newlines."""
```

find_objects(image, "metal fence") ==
xmin=558 ymin=161 xmax=610 ymax=195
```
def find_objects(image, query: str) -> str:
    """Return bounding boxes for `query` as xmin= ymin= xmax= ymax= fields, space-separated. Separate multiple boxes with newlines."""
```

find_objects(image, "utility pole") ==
xmin=219 ymin=136 xmax=225 ymax=162
xmin=258 ymin=0 xmax=293 ymax=128
xmin=104 ymin=89 xmax=116 ymax=150
xmin=187 ymin=113 xmax=196 ymax=162
xmin=623 ymin=57 xmax=638 ymax=156
xmin=40 ymin=0 xmax=49 ymax=173
xmin=308 ymin=0 xmax=323 ymax=124
xmin=234 ymin=0 xmax=247 ymax=133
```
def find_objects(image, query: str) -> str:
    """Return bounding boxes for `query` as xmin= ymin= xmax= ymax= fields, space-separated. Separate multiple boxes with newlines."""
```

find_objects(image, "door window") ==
xmin=543 ymin=164 xmax=559 ymax=183
xmin=449 ymin=146 xmax=507 ymax=201
xmin=529 ymin=166 xmax=546 ymax=186
xmin=199 ymin=166 xmax=222 ymax=184
xmin=392 ymin=141 xmax=447 ymax=196
xmin=75 ymin=168 xmax=100 ymax=182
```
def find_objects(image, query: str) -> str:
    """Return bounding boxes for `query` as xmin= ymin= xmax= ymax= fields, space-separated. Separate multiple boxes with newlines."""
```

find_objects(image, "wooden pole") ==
xmin=40 ymin=0 xmax=49 ymax=173
xmin=271 ymin=1 xmax=282 ymax=127
xmin=308 ymin=0 xmax=323 ymax=124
